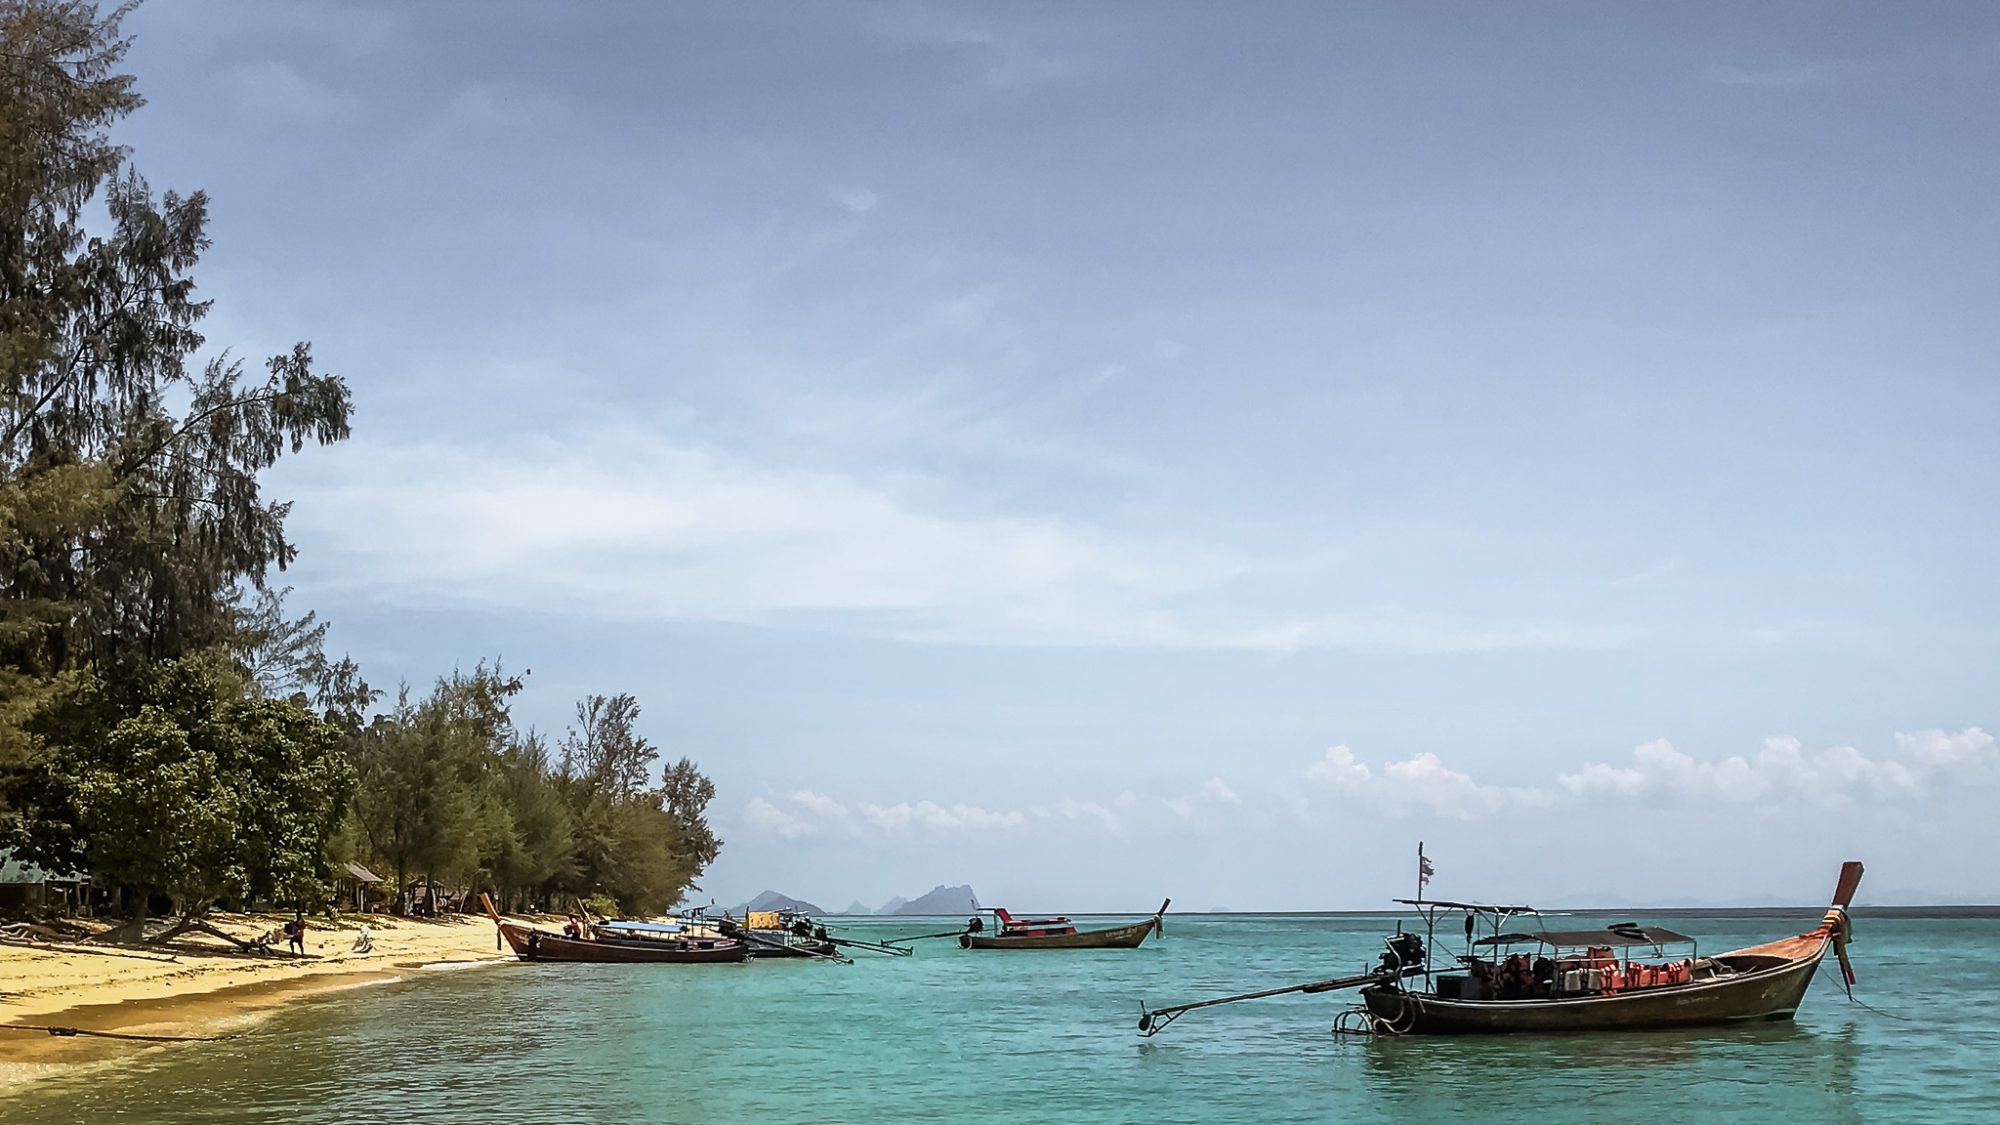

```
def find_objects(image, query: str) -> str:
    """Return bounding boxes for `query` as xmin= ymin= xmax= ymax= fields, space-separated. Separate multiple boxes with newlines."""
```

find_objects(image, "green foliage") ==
xmin=1 ymin=0 xmax=352 ymax=705
xmin=347 ymin=679 xmax=721 ymax=916
xmin=488 ymin=733 xmax=576 ymax=901
xmin=7 ymin=653 xmax=354 ymax=925
xmin=555 ymin=694 xmax=718 ymax=914
xmin=0 ymin=4 xmax=725 ymax=923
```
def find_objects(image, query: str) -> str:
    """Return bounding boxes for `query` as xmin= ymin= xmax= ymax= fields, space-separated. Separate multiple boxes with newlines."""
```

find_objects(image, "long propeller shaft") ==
xmin=1139 ymin=965 xmax=1424 ymax=1036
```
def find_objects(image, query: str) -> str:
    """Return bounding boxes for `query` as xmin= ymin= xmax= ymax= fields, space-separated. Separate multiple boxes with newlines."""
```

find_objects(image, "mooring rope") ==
xmin=0 ymin=1024 xmax=237 ymax=1043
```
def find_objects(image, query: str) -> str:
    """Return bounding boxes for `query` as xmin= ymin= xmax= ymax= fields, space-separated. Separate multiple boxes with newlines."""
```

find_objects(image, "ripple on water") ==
xmin=0 ymin=915 xmax=1994 ymax=1123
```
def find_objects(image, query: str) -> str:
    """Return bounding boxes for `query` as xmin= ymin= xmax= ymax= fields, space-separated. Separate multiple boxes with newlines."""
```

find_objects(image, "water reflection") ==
xmin=1359 ymin=1020 xmax=1862 ymax=1123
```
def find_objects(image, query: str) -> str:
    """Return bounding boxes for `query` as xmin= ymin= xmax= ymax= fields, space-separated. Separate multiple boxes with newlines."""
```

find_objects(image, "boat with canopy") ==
xmin=959 ymin=899 xmax=1170 ymax=950
xmin=1139 ymin=862 xmax=1862 ymax=1037
xmin=480 ymin=895 xmax=747 ymax=964
xmin=883 ymin=898 xmax=1172 ymax=951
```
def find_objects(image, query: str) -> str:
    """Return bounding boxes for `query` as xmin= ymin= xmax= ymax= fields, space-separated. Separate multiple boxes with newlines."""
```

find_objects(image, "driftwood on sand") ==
xmin=0 ymin=927 xmax=181 ymax=963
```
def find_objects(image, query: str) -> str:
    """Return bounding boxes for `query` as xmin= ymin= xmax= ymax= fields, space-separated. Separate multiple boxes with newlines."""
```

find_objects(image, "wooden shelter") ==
xmin=336 ymin=862 xmax=385 ymax=912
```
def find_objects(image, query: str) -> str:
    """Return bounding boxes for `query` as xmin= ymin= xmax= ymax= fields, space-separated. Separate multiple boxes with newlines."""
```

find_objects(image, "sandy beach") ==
xmin=0 ymin=912 xmax=527 ymax=1080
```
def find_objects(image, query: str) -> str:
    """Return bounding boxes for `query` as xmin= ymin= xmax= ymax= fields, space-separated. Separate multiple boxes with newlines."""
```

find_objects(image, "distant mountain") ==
xmin=733 ymin=890 xmax=825 ymax=915
xmin=840 ymin=900 xmax=873 ymax=916
xmin=883 ymin=884 xmax=979 ymax=916
xmin=873 ymin=896 xmax=909 ymax=916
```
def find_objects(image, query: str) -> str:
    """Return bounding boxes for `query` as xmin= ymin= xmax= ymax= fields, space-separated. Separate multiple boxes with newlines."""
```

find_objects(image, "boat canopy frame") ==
xmin=1393 ymin=899 xmax=1706 ymax=999
xmin=1394 ymin=898 xmax=1543 ymax=988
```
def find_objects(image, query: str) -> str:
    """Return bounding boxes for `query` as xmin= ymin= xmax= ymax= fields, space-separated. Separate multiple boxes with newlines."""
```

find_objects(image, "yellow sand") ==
xmin=0 ymin=912 xmax=529 ymax=1080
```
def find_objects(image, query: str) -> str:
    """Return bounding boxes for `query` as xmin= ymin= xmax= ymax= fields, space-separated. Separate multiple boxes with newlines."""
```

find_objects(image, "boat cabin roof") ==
xmin=1393 ymin=898 xmax=1534 ymax=915
xmin=1474 ymin=924 xmax=1693 ymax=949
xmin=598 ymin=920 xmax=685 ymax=935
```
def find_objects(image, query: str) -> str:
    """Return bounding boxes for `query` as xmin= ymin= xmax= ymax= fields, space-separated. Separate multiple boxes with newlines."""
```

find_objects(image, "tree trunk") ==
xmin=105 ymin=891 xmax=148 ymax=943
xmin=149 ymin=904 xmax=209 ymax=944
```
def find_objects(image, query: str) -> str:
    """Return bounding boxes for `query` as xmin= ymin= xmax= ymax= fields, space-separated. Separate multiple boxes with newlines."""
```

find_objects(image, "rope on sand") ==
xmin=0 ymin=1024 xmax=238 ymax=1043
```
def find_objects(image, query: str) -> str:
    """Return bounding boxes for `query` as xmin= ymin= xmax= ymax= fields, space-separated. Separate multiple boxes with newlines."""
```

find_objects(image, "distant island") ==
xmin=884 ymin=884 xmax=979 ymax=915
xmin=817 ymin=885 xmax=984 ymax=916
xmin=733 ymin=890 xmax=826 ymax=915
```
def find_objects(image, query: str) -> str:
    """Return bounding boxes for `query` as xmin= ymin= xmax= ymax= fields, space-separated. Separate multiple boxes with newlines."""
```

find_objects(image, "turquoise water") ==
xmin=3 ymin=913 xmax=1995 ymax=1122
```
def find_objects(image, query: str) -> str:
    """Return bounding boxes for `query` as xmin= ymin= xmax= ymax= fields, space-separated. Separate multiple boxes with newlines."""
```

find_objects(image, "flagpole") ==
xmin=1417 ymin=841 xmax=1424 ymax=903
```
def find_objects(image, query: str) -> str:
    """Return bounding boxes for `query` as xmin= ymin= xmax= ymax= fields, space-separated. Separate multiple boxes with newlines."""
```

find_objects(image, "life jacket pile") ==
xmin=1556 ymin=953 xmax=1694 ymax=993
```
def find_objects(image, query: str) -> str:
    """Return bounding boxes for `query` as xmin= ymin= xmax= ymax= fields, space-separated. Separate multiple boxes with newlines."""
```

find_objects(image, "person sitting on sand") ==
xmin=352 ymin=923 xmax=373 ymax=954
xmin=287 ymin=911 xmax=307 ymax=956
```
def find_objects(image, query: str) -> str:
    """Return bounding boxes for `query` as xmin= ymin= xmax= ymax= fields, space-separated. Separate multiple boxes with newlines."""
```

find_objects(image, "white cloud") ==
xmin=282 ymin=431 xmax=1237 ymax=648
xmin=786 ymin=790 xmax=852 ymax=824
xmin=1897 ymin=728 xmax=1996 ymax=767
xmin=744 ymin=797 xmax=813 ymax=839
xmin=1303 ymin=745 xmax=1540 ymax=819
xmin=859 ymin=800 xmax=1023 ymax=832
xmin=1560 ymin=735 xmax=1924 ymax=807
xmin=742 ymin=791 xmax=1027 ymax=839
xmin=1055 ymin=799 xmax=1120 ymax=831
xmin=1304 ymin=728 xmax=1993 ymax=820
xmin=1305 ymin=745 xmax=1372 ymax=789
xmin=1201 ymin=777 xmax=1239 ymax=804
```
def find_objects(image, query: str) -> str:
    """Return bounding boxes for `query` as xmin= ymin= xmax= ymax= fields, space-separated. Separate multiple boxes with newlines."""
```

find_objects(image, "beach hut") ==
xmin=0 ymin=850 xmax=83 ymax=914
xmin=338 ymin=862 xmax=385 ymax=912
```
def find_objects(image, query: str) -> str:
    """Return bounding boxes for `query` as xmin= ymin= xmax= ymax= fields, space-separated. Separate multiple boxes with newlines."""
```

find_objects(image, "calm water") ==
xmin=3 ymin=913 xmax=1994 ymax=1123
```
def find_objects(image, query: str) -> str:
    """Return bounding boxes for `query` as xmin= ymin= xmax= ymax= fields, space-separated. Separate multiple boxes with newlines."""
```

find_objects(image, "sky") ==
xmin=110 ymin=1 xmax=1999 ymax=910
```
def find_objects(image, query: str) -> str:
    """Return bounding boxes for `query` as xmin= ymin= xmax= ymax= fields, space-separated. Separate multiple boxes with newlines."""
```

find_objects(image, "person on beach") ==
xmin=287 ymin=911 xmax=307 ymax=955
xmin=352 ymin=923 xmax=373 ymax=954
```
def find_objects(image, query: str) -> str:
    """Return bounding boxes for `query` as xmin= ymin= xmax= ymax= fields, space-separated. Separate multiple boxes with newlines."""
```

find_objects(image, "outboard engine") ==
xmin=966 ymin=914 xmax=984 ymax=934
xmin=1379 ymin=932 xmax=1426 ymax=975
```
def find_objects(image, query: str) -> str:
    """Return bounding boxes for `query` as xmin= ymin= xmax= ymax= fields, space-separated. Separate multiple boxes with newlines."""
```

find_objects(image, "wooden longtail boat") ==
xmin=1140 ymin=863 xmax=1862 ymax=1037
xmin=960 ymin=899 xmax=1170 ymax=950
xmin=725 ymin=910 xmax=845 ymax=960
xmin=480 ymin=895 xmax=747 ymax=964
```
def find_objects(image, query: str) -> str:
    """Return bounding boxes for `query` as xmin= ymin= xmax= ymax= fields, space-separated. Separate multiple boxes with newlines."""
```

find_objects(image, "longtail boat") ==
xmin=716 ymin=910 xmax=847 ymax=961
xmin=1140 ymin=862 xmax=1862 ymax=1037
xmin=960 ymin=899 xmax=1170 ymax=950
xmin=480 ymin=895 xmax=747 ymax=964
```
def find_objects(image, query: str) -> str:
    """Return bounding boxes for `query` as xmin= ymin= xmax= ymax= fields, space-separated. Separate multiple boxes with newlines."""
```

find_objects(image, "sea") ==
xmin=1 ymin=911 xmax=1993 ymax=1123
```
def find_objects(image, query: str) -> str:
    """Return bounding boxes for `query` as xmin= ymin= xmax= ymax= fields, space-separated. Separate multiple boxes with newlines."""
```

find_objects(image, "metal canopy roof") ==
xmin=598 ymin=920 xmax=685 ymax=934
xmin=1475 ymin=925 xmax=1694 ymax=948
xmin=1393 ymin=898 xmax=1535 ymax=915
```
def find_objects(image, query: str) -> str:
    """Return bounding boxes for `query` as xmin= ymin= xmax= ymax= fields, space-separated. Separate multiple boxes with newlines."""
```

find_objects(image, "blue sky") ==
xmin=117 ymin=1 xmax=1999 ymax=909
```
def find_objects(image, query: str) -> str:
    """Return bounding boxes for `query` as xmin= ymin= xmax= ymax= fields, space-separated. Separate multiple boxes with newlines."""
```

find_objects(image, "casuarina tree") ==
xmin=1 ymin=0 xmax=352 ymax=758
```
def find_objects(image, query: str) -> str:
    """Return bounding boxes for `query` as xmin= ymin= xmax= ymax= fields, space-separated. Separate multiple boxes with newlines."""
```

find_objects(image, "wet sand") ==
xmin=0 ymin=912 xmax=524 ymax=1083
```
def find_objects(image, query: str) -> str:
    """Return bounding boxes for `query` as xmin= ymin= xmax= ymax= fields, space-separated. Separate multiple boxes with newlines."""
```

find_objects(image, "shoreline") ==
xmin=0 ymin=912 xmax=521 ymax=1085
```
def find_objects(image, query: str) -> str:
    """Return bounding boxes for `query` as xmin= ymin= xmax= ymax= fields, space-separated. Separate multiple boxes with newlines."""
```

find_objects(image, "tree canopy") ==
xmin=0 ymin=2 xmax=723 ymax=932
xmin=9 ymin=653 xmax=353 ymax=935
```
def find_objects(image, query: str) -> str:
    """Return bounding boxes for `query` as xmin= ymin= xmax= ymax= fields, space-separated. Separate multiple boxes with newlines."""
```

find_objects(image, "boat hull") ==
xmin=498 ymin=922 xmax=747 ymax=964
xmin=745 ymin=937 xmax=840 ymax=958
xmin=1360 ymin=940 xmax=1827 ymax=1035
xmin=961 ymin=917 xmax=1159 ymax=950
